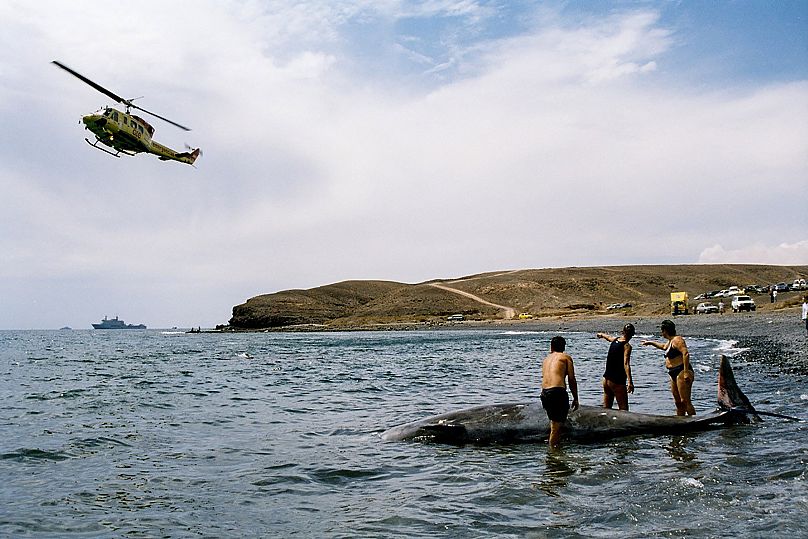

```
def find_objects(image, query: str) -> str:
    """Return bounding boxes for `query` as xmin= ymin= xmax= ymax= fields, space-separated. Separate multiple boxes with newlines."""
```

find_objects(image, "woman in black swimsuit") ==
xmin=641 ymin=319 xmax=696 ymax=416
xmin=596 ymin=323 xmax=635 ymax=410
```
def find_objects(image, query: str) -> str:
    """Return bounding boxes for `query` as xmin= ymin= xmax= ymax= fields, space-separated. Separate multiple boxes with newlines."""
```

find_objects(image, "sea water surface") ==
xmin=1 ymin=328 xmax=806 ymax=537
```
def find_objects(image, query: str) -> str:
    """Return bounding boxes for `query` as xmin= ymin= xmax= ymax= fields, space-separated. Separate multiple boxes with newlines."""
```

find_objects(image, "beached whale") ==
xmin=381 ymin=355 xmax=762 ymax=445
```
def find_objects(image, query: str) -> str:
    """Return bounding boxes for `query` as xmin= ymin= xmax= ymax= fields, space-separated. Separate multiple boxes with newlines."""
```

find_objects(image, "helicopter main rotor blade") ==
xmin=130 ymin=103 xmax=191 ymax=132
xmin=52 ymin=60 xmax=127 ymax=105
xmin=53 ymin=60 xmax=192 ymax=132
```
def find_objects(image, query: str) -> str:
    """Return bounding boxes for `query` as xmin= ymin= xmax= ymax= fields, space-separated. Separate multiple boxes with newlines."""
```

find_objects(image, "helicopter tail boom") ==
xmin=152 ymin=141 xmax=200 ymax=165
xmin=177 ymin=147 xmax=201 ymax=165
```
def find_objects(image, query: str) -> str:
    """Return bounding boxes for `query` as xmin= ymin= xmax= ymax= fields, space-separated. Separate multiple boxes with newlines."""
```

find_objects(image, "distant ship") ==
xmin=92 ymin=316 xmax=147 ymax=330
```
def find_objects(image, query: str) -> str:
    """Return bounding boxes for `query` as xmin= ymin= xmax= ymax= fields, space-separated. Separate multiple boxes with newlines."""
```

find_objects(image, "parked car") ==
xmin=606 ymin=302 xmax=632 ymax=310
xmin=725 ymin=286 xmax=743 ymax=296
xmin=693 ymin=293 xmax=707 ymax=301
xmin=731 ymin=295 xmax=756 ymax=312
xmin=774 ymin=282 xmax=789 ymax=292
xmin=695 ymin=302 xmax=719 ymax=314
xmin=446 ymin=314 xmax=465 ymax=321
xmin=792 ymin=278 xmax=807 ymax=291
xmin=745 ymin=285 xmax=766 ymax=294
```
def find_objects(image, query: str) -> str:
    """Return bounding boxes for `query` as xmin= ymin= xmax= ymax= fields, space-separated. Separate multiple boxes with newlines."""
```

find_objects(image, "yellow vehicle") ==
xmin=52 ymin=61 xmax=200 ymax=165
xmin=670 ymin=292 xmax=689 ymax=315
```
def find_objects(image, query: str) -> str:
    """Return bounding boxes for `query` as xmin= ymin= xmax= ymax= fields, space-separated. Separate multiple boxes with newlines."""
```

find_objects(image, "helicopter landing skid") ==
xmin=85 ymin=137 xmax=138 ymax=158
xmin=85 ymin=137 xmax=121 ymax=157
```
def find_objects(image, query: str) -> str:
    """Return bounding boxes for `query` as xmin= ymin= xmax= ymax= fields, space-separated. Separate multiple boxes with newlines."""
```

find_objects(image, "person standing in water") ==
xmin=596 ymin=324 xmax=635 ymax=410
xmin=642 ymin=320 xmax=696 ymax=416
xmin=540 ymin=336 xmax=579 ymax=448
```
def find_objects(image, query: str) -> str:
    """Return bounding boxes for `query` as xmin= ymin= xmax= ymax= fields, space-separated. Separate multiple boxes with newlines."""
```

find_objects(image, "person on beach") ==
xmin=802 ymin=296 xmax=808 ymax=336
xmin=641 ymin=320 xmax=696 ymax=416
xmin=540 ymin=336 xmax=579 ymax=448
xmin=596 ymin=324 xmax=635 ymax=410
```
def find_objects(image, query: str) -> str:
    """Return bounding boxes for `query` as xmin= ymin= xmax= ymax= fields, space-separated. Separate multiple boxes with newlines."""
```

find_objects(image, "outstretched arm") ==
xmin=641 ymin=340 xmax=665 ymax=349
xmin=596 ymin=332 xmax=616 ymax=342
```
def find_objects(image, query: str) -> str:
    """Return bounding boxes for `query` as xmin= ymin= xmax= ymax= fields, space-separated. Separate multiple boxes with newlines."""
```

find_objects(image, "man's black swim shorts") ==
xmin=540 ymin=387 xmax=570 ymax=422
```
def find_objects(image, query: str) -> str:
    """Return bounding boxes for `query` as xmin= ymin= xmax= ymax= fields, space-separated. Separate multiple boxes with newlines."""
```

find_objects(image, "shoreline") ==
xmin=217 ymin=305 xmax=803 ymax=337
xmin=213 ymin=307 xmax=808 ymax=374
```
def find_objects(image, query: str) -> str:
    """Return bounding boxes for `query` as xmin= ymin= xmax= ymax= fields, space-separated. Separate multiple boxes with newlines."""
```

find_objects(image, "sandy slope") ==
xmin=228 ymin=264 xmax=807 ymax=329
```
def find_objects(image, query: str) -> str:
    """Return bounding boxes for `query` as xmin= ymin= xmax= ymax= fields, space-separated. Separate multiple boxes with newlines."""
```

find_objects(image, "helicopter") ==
xmin=52 ymin=61 xmax=201 ymax=165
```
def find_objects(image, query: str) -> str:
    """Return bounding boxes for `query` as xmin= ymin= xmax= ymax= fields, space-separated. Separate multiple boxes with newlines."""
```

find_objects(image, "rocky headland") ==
xmin=226 ymin=264 xmax=807 ymax=330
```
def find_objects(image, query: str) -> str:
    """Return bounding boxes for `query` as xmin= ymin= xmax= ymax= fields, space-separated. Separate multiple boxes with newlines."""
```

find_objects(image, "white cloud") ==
xmin=698 ymin=241 xmax=808 ymax=265
xmin=0 ymin=1 xmax=806 ymax=328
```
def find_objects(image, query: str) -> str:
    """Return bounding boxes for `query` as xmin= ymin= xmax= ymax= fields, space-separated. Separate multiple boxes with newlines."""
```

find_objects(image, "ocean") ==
xmin=1 ymin=328 xmax=806 ymax=537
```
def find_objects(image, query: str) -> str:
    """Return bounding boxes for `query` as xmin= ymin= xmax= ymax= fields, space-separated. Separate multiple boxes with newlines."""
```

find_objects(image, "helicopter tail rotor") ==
xmin=178 ymin=145 xmax=201 ymax=165
xmin=185 ymin=143 xmax=203 ymax=157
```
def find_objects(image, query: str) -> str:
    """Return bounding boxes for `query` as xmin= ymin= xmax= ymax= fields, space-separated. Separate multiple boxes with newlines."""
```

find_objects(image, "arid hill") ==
xmin=227 ymin=264 xmax=807 ymax=329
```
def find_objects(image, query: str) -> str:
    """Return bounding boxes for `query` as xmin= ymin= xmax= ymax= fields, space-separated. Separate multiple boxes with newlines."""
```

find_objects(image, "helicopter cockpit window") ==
xmin=138 ymin=124 xmax=144 ymax=134
xmin=122 ymin=117 xmax=127 ymax=125
xmin=113 ymin=112 xmax=119 ymax=121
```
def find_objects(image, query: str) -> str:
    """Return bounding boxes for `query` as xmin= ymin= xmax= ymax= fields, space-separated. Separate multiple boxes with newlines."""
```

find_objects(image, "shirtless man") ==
xmin=596 ymin=323 xmax=635 ymax=410
xmin=540 ymin=336 xmax=579 ymax=448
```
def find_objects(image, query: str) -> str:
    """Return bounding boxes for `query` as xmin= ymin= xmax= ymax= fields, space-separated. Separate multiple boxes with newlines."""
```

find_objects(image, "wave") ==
xmin=499 ymin=330 xmax=550 ymax=335
xmin=1 ymin=448 xmax=73 ymax=461
xmin=712 ymin=339 xmax=749 ymax=356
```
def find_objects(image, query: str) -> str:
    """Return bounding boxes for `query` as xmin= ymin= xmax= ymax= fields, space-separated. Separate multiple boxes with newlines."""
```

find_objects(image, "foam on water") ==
xmin=711 ymin=338 xmax=749 ymax=356
xmin=680 ymin=477 xmax=704 ymax=489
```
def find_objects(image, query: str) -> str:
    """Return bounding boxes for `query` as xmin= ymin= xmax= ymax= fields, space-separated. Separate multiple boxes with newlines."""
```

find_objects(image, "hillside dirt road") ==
xmin=429 ymin=283 xmax=517 ymax=319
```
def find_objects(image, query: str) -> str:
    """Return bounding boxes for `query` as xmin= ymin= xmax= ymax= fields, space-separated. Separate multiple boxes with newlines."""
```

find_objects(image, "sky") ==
xmin=1 ymin=0 xmax=807 ymax=329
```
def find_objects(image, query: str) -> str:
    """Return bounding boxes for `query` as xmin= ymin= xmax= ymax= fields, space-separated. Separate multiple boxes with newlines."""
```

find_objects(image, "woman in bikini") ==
xmin=641 ymin=319 xmax=696 ymax=416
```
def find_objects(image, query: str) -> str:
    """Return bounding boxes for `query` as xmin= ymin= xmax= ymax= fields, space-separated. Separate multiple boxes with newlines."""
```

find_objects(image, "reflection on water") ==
xmin=665 ymin=434 xmax=699 ymax=465
xmin=538 ymin=450 xmax=576 ymax=497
